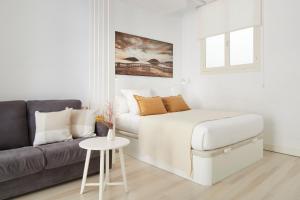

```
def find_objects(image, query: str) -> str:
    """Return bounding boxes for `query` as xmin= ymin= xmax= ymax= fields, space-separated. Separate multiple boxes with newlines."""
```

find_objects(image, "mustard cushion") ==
xmin=162 ymin=95 xmax=190 ymax=112
xmin=134 ymin=95 xmax=167 ymax=116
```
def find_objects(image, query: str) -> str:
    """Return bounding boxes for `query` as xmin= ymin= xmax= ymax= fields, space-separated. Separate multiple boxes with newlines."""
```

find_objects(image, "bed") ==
xmin=116 ymin=112 xmax=263 ymax=151
xmin=115 ymin=94 xmax=263 ymax=185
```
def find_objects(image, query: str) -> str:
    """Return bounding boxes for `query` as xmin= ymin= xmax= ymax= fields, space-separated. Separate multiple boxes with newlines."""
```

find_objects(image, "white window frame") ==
xmin=200 ymin=26 xmax=261 ymax=74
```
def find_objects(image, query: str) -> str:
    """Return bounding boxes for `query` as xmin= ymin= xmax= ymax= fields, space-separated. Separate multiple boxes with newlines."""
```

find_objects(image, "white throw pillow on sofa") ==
xmin=70 ymin=109 xmax=97 ymax=138
xmin=121 ymin=89 xmax=152 ymax=115
xmin=33 ymin=109 xmax=73 ymax=146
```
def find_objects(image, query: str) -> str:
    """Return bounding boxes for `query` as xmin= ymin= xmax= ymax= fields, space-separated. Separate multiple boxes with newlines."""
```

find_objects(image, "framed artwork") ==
xmin=115 ymin=31 xmax=173 ymax=78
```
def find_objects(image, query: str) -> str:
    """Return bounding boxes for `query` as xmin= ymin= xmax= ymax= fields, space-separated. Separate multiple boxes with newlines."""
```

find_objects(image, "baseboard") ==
xmin=264 ymin=144 xmax=300 ymax=157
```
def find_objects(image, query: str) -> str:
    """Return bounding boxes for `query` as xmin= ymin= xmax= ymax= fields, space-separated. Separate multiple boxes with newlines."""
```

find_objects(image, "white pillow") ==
xmin=115 ymin=95 xmax=129 ymax=115
xmin=121 ymin=89 xmax=152 ymax=115
xmin=33 ymin=109 xmax=72 ymax=146
xmin=70 ymin=109 xmax=97 ymax=138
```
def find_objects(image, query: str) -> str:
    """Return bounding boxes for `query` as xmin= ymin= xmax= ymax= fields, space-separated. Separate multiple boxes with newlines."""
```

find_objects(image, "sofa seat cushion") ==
xmin=0 ymin=147 xmax=45 ymax=182
xmin=36 ymin=138 xmax=99 ymax=169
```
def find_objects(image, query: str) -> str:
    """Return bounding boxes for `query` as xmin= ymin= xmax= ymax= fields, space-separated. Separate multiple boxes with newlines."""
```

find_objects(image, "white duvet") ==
xmin=116 ymin=112 xmax=263 ymax=151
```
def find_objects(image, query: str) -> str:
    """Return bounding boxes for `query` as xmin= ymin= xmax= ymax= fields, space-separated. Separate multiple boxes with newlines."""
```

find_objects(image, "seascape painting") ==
xmin=115 ymin=32 xmax=173 ymax=78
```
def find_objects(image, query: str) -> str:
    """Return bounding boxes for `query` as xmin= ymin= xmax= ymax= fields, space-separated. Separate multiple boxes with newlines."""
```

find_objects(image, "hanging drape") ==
xmin=88 ymin=0 xmax=113 ymax=110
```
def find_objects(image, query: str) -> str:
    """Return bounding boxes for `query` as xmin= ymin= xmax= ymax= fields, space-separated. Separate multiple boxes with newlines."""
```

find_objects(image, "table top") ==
xmin=79 ymin=137 xmax=130 ymax=150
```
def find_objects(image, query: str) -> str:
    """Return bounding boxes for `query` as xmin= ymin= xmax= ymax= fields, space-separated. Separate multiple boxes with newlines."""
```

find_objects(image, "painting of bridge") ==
xmin=115 ymin=31 xmax=173 ymax=78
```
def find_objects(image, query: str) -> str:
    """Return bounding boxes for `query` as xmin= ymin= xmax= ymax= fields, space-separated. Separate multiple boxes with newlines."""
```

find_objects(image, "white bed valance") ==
xmin=197 ymin=0 xmax=262 ymax=38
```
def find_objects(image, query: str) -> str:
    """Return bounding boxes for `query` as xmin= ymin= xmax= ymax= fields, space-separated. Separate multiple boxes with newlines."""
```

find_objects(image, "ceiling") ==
xmin=123 ymin=0 xmax=216 ymax=15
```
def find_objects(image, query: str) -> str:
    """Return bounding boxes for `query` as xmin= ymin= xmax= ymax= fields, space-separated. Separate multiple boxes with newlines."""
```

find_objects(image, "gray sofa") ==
xmin=0 ymin=100 xmax=110 ymax=200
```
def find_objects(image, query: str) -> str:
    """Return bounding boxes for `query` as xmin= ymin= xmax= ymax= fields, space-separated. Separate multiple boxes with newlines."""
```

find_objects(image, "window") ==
xmin=201 ymin=26 xmax=261 ymax=73
xmin=230 ymin=27 xmax=254 ymax=66
xmin=206 ymin=34 xmax=225 ymax=68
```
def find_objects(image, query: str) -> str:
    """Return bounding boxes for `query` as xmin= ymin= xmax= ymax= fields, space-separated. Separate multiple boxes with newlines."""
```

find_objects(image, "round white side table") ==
xmin=79 ymin=137 xmax=130 ymax=200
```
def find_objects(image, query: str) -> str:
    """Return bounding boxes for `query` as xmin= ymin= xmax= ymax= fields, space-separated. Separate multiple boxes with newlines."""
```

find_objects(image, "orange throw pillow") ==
xmin=162 ymin=95 xmax=190 ymax=112
xmin=134 ymin=95 xmax=167 ymax=116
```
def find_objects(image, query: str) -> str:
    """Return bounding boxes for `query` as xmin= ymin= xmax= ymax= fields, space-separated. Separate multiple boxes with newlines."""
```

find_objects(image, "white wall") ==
xmin=112 ymin=0 xmax=183 ymax=96
xmin=0 ymin=0 xmax=90 ymax=103
xmin=182 ymin=0 xmax=300 ymax=155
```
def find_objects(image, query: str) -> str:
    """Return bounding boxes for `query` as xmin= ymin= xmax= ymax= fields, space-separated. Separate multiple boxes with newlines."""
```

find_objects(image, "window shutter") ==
xmin=197 ymin=0 xmax=262 ymax=38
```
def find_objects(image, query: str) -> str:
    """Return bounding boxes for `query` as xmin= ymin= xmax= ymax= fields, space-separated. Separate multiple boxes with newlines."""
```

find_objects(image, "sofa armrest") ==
xmin=95 ymin=122 xmax=109 ymax=137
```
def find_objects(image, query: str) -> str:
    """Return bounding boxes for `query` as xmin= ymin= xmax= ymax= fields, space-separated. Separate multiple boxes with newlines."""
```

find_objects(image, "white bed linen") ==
xmin=116 ymin=113 xmax=141 ymax=134
xmin=116 ymin=113 xmax=263 ymax=151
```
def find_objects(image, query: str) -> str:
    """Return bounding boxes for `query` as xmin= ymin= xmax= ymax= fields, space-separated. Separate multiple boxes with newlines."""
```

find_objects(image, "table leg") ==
xmin=119 ymin=148 xmax=128 ymax=192
xmin=105 ymin=150 xmax=110 ymax=184
xmin=80 ymin=149 xmax=91 ymax=194
xmin=99 ymin=150 xmax=104 ymax=200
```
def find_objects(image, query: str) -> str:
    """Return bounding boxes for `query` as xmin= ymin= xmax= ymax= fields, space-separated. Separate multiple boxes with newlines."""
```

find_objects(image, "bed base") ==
xmin=116 ymin=130 xmax=263 ymax=186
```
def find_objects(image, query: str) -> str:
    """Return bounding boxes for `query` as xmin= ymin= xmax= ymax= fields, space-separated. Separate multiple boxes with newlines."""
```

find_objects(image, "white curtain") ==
xmin=88 ymin=0 xmax=113 ymax=110
xmin=197 ymin=0 xmax=262 ymax=38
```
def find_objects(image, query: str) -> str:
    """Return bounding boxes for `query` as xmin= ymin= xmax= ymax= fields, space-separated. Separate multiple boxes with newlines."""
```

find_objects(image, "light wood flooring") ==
xmin=15 ymin=151 xmax=300 ymax=200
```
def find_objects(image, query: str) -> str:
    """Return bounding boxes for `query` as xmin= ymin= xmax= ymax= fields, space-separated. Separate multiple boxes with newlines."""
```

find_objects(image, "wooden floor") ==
xmin=15 ymin=151 xmax=300 ymax=200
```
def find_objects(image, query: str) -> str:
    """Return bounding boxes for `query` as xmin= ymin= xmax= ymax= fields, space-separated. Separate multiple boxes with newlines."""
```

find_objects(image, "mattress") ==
xmin=116 ymin=113 xmax=263 ymax=151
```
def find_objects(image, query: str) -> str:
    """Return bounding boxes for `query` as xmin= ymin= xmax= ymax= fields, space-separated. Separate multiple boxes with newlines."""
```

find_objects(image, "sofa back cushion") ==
xmin=0 ymin=101 xmax=30 ymax=150
xmin=27 ymin=100 xmax=81 ymax=145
